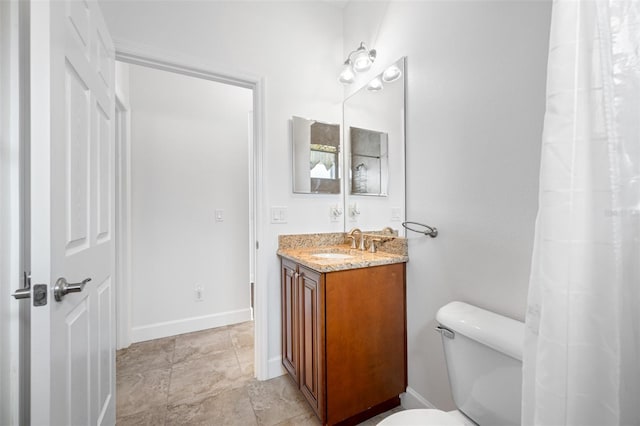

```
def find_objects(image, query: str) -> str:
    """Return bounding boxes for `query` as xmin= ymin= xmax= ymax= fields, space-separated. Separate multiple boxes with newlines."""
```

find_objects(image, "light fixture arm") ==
xmin=344 ymin=42 xmax=377 ymax=65
xmin=339 ymin=41 xmax=377 ymax=84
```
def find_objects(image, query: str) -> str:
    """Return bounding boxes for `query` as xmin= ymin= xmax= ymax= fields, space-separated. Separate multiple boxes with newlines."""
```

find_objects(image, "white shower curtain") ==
xmin=522 ymin=0 xmax=640 ymax=425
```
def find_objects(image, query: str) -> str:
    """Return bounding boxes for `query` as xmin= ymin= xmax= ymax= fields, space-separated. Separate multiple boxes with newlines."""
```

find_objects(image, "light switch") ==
xmin=391 ymin=207 xmax=402 ymax=221
xmin=271 ymin=206 xmax=288 ymax=224
xmin=215 ymin=209 xmax=224 ymax=222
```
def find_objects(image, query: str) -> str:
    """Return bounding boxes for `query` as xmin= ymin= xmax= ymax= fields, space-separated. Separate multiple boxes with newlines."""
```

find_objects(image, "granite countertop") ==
xmin=277 ymin=232 xmax=409 ymax=273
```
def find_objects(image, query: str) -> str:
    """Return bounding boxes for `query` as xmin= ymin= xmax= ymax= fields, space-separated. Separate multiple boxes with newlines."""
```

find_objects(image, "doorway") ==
xmin=113 ymin=54 xmax=264 ymax=378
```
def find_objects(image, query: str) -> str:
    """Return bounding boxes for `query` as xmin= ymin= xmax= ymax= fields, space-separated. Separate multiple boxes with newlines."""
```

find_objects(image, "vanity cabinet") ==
xmin=280 ymin=258 xmax=407 ymax=426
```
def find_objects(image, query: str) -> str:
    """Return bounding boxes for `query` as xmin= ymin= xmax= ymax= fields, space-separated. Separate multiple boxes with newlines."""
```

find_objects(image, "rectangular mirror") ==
xmin=292 ymin=116 xmax=341 ymax=194
xmin=343 ymin=57 xmax=406 ymax=234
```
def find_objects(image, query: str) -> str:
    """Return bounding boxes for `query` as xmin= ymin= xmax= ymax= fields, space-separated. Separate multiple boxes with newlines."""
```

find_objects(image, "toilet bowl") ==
xmin=378 ymin=301 xmax=524 ymax=426
xmin=378 ymin=409 xmax=475 ymax=426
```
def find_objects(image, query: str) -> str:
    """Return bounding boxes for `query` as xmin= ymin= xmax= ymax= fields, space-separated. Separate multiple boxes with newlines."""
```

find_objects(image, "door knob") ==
xmin=54 ymin=277 xmax=91 ymax=302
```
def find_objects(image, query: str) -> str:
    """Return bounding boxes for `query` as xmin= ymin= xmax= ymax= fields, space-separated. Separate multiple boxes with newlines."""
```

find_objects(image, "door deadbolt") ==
xmin=12 ymin=271 xmax=31 ymax=300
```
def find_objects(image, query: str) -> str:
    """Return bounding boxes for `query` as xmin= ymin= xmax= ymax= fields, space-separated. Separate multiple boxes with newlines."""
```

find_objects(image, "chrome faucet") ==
xmin=347 ymin=228 xmax=362 ymax=250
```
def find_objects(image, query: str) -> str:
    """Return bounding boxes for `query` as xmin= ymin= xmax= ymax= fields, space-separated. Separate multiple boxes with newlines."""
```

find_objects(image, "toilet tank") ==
xmin=436 ymin=302 xmax=524 ymax=426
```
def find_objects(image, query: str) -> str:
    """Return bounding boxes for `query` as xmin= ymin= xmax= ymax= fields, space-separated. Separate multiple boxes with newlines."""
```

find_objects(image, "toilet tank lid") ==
xmin=436 ymin=301 xmax=524 ymax=361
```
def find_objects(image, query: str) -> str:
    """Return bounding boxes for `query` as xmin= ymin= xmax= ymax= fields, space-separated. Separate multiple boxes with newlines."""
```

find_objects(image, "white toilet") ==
xmin=379 ymin=301 xmax=524 ymax=426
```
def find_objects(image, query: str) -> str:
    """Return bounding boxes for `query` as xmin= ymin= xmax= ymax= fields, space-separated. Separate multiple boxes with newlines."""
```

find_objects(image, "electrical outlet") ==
xmin=329 ymin=204 xmax=343 ymax=222
xmin=194 ymin=284 xmax=204 ymax=302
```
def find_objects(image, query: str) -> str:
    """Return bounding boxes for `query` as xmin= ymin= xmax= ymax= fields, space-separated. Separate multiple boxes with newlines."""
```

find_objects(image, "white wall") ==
xmin=126 ymin=64 xmax=254 ymax=340
xmin=115 ymin=60 xmax=130 ymax=106
xmin=100 ymin=1 xmax=344 ymax=375
xmin=343 ymin=1 xmax=552 ymax=410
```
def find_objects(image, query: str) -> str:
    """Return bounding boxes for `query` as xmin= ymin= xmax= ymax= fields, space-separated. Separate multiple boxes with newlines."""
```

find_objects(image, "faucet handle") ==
xmin=346 ymin=235 xmax=357 ymax=249
xmin=369 ymin=237 xmax=383 ymax=253
xmin=382 ymin=227 xmax=395 ymax=235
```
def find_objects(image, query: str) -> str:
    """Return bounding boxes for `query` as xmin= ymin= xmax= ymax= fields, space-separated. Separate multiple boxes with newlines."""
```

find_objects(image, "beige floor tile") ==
xmin=230 ymin=323 xmax=254 ymax=352
xmin=116 ymin=407 xmax=167 ymax=426
xmin=227 ymin=320 xmax=254 ymax=330
xmin=116 ymin=368 xmax=171 ymax=418
xmin=165 ymin=386 xmax=258 ymax=426
xmin=116 ymin=324 xmax=258 ymax=425
xmin=235 ymin=347 xmax=254 ymax=375
xmin=274 ymin=411 xmax=321 ymax=426
xmin=247 ymin=375 xmax=313 ymax=426
xmin=168 ymin=348 xmax=246 ymax=407
xmin=116 ymin=337 xmax=175 ymax=376
xmin=173 ymin=326 xmax=234 ymax=364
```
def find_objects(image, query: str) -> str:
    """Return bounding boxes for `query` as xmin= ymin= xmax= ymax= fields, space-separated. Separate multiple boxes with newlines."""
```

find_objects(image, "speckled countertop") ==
xmin=277 ymin=232 xmax=409 ymax=273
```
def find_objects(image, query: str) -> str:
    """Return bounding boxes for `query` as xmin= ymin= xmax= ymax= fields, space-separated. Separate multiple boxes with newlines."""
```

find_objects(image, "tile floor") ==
xmin=116 ymin=321 xmax=402 ymax=425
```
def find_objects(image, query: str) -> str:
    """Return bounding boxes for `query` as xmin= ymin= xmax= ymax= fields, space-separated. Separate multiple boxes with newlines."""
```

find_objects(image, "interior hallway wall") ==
xmin=127 ymin=63 xmax=253 ymax=341
xmin=343 ymin=1 xmax=552 ymax=409
xmin=100 ymin=1 xmax=344 ymax=376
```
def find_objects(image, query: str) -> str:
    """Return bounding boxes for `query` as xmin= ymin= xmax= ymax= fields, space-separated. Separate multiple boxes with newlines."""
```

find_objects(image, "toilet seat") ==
xmin=377 ymin=409 xmax=465 ymax=426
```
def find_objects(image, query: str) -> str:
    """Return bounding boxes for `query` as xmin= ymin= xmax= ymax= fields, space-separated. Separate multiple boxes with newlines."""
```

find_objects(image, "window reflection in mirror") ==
xmin=292 ymin=116 xmax=341 ymax=194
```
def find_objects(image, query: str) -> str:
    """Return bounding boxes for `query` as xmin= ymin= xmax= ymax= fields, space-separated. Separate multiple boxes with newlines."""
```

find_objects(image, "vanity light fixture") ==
xmin=382 ymin=64 xmax=402 ymax=83
xmin=339 ymin=41 xmax=377 ymax=85
xmin=339 ymin=62 xmax=356 ymax=84
xmin=366 ymin=64 xmax=403 ymax=92
xmin=367 ymin=76 xmax=383 ymax=92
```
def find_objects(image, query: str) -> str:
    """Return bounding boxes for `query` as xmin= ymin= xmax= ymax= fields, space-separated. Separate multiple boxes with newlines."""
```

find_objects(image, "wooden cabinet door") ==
xmin=298 ymin=266 xmax=325 ymax=420
xmin=281 ymin=259 xmax=299 ymax=382
xmin=325 ymin=263 xmax=407 ymax=425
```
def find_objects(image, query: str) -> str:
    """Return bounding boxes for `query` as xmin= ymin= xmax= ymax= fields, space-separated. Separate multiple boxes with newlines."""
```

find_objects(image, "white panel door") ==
xmin=30 ymin=0 xmax=116 ymax=425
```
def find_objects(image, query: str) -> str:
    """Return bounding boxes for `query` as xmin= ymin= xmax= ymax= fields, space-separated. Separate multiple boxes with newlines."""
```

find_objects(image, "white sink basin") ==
xmin=311 ymin=253 xmax=354 ymax=260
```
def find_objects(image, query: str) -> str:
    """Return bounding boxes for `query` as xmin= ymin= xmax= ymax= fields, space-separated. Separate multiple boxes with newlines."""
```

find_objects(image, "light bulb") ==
xmin=382 ymin=65 xmax=402 ymax=83
xmin=339 ymin=63 xmax=355 ymax=84
xmin=367 ymin=76 xmax=383 ymax=92
xmin=352 ymin=49 xmax=373 ymax=72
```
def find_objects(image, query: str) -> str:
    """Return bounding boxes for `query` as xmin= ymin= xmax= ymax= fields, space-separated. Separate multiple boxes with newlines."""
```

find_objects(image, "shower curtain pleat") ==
xmin=522 ymin=1 xmax=640 ymax=425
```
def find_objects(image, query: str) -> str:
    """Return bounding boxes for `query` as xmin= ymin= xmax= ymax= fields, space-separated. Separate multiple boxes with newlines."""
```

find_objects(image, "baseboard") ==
xmin=401 ymin=386 xmax=437 ymax=410
xmin=267 ymin=355 xmax=286 ymax=380
xmin=131 ymin=308 xmax=252 ymax=342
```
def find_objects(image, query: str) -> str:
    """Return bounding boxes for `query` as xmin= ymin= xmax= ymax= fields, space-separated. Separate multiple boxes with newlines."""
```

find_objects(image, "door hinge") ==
xmin=250 ymin=282 xmax=255 ymax=309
